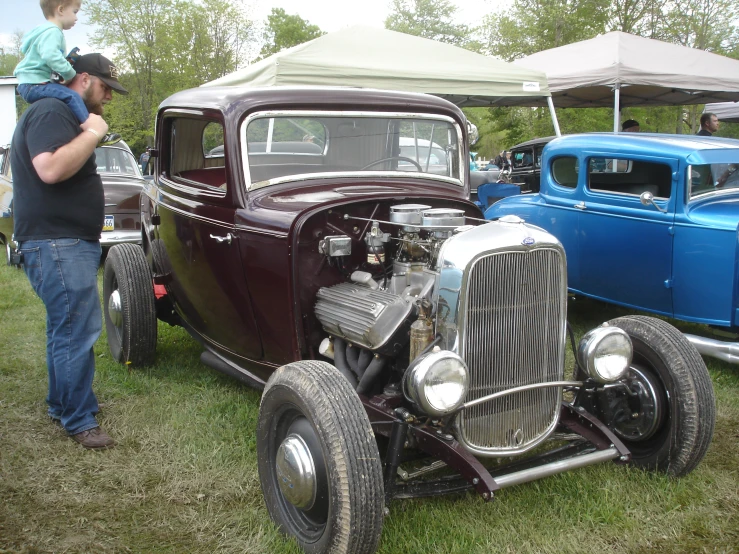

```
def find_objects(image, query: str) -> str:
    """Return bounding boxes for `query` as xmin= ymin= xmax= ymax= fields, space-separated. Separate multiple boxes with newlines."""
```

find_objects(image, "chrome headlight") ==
xmin=403 ymin=350 xmax=468 ymax=417
xmin=577 ymin=326 xmax=633 ymax=383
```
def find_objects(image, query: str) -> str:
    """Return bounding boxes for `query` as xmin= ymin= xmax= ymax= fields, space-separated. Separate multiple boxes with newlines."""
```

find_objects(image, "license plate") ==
xmin=103 ymin=215 xmax=114 ymax=232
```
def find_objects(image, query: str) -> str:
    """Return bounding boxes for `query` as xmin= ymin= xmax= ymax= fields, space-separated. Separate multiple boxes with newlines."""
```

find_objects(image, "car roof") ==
xmin=552 ymin=133 xmax=739 ymax=154
xmin=548 ymin=133 xmax=739 ymax=156
xmin=159 ymin=86 xmax=465 ymax=120
xmin=510 ymin=136 xmax=556 ymax=150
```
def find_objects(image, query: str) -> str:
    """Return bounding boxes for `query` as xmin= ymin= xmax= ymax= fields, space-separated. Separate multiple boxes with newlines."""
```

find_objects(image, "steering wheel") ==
xmin=360 ymin=156 xmax=423 ymax=171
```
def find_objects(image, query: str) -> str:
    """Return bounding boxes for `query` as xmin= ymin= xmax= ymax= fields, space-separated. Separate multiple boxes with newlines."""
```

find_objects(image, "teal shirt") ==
xmin=14 ymin=22 xmax=76 ymax=84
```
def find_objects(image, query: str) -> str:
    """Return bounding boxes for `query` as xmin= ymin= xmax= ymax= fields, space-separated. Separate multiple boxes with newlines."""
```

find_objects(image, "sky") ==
xmin=0 ymin=0 xmax=500 ymax=60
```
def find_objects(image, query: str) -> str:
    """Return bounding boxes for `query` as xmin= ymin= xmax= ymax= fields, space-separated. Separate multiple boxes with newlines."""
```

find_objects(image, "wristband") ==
xmin=86 ymin=128 xmax=101 ymax=139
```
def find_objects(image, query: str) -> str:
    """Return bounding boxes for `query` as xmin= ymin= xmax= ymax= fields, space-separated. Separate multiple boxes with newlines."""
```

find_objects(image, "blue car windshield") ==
xmin=689 ymin=162 xmax=739 ymax=198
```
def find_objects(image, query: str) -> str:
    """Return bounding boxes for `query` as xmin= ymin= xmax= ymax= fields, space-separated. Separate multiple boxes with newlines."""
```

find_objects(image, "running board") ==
xmin=199 ymin=350 xmax=266 ymax=390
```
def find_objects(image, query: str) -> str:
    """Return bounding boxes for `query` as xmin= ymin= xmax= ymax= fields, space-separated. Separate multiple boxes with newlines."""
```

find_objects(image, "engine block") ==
xmin=315 ymin=283 xmax=414 ymax=354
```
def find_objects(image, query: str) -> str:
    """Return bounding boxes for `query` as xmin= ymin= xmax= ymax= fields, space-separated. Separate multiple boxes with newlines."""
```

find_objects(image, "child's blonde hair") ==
xmin=40 ymin=0 xmax=79 ymax=19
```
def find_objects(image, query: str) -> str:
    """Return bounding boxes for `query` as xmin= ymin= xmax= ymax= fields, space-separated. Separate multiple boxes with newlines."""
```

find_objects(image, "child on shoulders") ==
xmin=14 ymin=0 xmax=89 ymax=125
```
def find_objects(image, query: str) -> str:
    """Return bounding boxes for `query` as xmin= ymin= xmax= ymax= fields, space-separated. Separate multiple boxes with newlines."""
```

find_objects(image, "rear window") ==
xmin=551 ymin=156 xmax=578 ymax=188
xmin=242 ymin=113 xmax=462 ymax=188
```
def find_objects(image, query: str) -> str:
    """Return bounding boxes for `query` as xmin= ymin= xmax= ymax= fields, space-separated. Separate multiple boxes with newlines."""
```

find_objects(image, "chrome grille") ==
xmin=458 ymin=248 xmax=566 ymax=456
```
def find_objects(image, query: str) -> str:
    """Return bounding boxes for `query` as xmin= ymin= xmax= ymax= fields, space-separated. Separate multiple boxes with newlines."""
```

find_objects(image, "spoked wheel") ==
xmin=257 ymin=361 xmax=384 ymax=554
xmin=596 ymin=316 xmax=715 ymax=477
xmin=103 ymin=244 xmax=157 ymax=367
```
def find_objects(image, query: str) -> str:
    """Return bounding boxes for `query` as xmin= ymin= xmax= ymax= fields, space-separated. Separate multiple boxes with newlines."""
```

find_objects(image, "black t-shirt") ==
xmin=10 ymin=98 xmax=104 ymax=241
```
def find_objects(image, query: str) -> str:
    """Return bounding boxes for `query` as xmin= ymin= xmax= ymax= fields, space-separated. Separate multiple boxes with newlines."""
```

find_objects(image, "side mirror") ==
xmin=639 ymin=191 xmax=667 ymax=213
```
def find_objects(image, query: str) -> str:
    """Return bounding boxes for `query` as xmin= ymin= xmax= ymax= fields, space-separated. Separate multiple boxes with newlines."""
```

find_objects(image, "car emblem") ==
xmin=522 ymin=237 xmax=535 ymax=246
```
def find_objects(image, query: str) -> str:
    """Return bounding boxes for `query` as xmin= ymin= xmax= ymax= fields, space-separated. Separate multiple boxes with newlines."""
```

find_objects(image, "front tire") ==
xmin=599 ymin=316 xmax=715 ymax=477
xmin=257 ymin=361 xmax=384 ymax=554
xmin=103 ymin=244 xmax=157 ymax=367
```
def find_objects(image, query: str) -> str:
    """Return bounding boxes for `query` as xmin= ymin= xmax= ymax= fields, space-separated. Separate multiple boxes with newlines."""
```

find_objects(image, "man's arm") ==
xmin=32 ymin=113 xmax=108 ymax=184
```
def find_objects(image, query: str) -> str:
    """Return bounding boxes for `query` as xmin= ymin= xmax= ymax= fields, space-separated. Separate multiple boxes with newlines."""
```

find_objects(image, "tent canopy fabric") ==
xmin=513 ymin=32 xmax=739 ymax=108
xmin=705 ymin=102 xmax=739 ymax=123
xmin=203 ymin=26 xmax=550 ymax=107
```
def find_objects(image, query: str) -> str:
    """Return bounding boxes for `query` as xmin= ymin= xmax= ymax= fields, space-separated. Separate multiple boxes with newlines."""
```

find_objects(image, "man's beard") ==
xmin=82 ymin=86 xmax=105 ymax=116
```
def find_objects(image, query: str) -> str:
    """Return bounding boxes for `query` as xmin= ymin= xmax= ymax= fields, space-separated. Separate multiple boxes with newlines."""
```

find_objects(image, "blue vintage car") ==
xmin=486 ymin=133 xmax=739 ymax=363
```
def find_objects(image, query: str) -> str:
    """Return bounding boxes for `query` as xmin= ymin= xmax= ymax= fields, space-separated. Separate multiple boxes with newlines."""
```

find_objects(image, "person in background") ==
xmin=697 ymin=113 xmax=719 ymax=136
xmin=493 ymin=150 xmax=505 ymax=168
xmin=13 ymin=0 xmax=119 ymax=145
xmin=622 ymin=119 xmax=640 ymax=132
xmin=10 ymin=53 xmax=128 ymax=449
xmin=139 ymin=146 xmax=151 ymax=174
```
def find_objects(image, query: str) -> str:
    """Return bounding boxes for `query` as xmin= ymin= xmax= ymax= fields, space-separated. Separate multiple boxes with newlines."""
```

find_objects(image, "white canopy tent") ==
xmin=704 ymin=102 xmax=739 ymax=123
xmin=204 ymin=26 xmax=560 ymax=134
xmin=513 ymin=31 xmax=739 ymax=131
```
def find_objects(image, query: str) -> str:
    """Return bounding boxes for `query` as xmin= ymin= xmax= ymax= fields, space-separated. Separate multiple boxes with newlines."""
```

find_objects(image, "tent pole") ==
xmin=613 ymin=85 xmax=621 ymax=133
xmin=547 ymin=97 xmax=561 ymax=137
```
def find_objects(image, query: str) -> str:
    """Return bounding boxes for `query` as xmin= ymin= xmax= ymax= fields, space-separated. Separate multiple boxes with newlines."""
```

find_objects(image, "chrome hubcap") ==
xmin=276 ymin=433 xmax=317 ymax=509
xmin=108 ymin=289 xmax=122 ymax=328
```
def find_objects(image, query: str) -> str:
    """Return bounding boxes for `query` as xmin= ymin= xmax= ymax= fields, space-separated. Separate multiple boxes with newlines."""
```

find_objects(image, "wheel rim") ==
xmin=271 ymin=408 xmax=329 ymax=542
xmin=276 ymin=433 xmax=317 ymax=509
xmin=607 ymin=364 xmax=666 ymax=442
xmin=107 ymin=275 xmax=123 ymax=343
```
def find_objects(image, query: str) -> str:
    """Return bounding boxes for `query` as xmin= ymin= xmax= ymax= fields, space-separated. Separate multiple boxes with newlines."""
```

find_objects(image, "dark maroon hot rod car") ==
xmin=103 ymin=86 xmax=715 ymax=554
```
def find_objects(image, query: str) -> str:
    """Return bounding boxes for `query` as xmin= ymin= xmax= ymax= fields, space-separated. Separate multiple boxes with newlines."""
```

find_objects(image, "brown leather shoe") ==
xmin=71 ymin=427 xmax=115 ymax=449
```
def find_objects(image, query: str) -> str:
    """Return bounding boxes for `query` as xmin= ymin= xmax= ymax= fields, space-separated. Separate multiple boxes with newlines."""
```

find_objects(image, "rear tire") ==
xmin=257 ymin=360 xmax=384 ymax=554
xmin=601 ymin=316 xmax=715 ymax=477
xmin=103 ymin=244 xmax=157 ymax=366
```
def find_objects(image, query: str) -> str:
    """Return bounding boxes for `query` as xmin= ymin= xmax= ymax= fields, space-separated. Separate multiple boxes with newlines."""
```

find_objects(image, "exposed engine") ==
xmin=314 ymin=204 xmax=469 ymax=394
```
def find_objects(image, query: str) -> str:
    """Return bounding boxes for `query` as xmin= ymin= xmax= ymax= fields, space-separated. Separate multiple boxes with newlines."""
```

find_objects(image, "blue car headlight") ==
xmin=577 ymin=326 xmax=633 ymax=383
xmin=403 ymin=350 xmax=469 ymax=417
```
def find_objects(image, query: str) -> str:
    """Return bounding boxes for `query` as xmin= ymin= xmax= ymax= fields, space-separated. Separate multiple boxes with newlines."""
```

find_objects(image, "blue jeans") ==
xmin=19 ymin=239 xmax=102 ymax=435
xmin=17 ymin=82 xmax=89 ymax=124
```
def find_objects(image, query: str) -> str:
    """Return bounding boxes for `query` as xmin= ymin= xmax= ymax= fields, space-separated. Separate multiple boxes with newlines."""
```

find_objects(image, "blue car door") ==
xmin=576 ymin=156 xmax=677 ymax=316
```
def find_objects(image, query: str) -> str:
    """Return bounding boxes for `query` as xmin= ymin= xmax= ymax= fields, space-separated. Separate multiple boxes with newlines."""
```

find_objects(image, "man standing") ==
xmin=697 ymin=113 xmax=719 ymax=136
xmin=10 ymin=53 xmax=128 ymax=449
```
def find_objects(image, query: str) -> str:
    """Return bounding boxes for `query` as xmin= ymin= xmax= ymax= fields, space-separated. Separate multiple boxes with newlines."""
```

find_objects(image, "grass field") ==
xmin=1 ymin=260 xmax=738 ymax=554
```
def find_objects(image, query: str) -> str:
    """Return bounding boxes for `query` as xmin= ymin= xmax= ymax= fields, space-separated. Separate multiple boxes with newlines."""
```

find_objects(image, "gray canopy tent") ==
xmin=513 ymin=31 xmax=739 ymax=132
xmin=704 ymin=102 xmax=739 ymax=123
xmin=204 ymin=26 xmax=560 ymax=134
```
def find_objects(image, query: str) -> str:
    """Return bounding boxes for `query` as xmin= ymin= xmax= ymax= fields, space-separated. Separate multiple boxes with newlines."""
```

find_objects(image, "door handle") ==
xmin=574 ymin=202 xmax=586 ymax=210
xmin=210 ymin=233 xmax=233 ymax=245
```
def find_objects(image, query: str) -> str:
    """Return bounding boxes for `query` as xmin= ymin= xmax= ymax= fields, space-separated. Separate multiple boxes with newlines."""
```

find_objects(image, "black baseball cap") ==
xmin=622 ymin=119 xmax=640 ymax=131
xmin=74 ymin=53 xmax=128 ymax=94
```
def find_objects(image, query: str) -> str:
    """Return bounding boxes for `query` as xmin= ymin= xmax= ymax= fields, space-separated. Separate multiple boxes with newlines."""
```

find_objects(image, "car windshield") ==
xmin=95 ymin=146 xmax=141 ymax=176
xmin=689 ymin=162 xmax=739 ymax=198
xmin=243 ymin=113 xmax=462 ymax=188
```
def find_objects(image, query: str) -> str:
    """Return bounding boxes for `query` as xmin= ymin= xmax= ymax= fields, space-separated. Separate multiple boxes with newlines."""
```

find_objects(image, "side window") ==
xmin=512 ymin=150 xmax=533 ymax=169
xmin=588 ymin=158 xmax=672 ymax=199
xmin=551 ymin=156 xmax=579 ymax=188
xmin=166 ymin=116 xmax=227 ymax=192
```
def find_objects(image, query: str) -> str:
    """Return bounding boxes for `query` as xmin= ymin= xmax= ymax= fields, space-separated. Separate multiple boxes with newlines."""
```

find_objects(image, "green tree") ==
xmin=0 ymin=32 xmax=23 ymax=76
xmin=385 ymin=0 xmax=471 ymax=48
xmin=481 ymin=0 xmax=609 ymax=61
xmin=86 ymin=0 xmax=254 ymax=155
xmin=259 ymin=8 xmax=323 ymax=59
